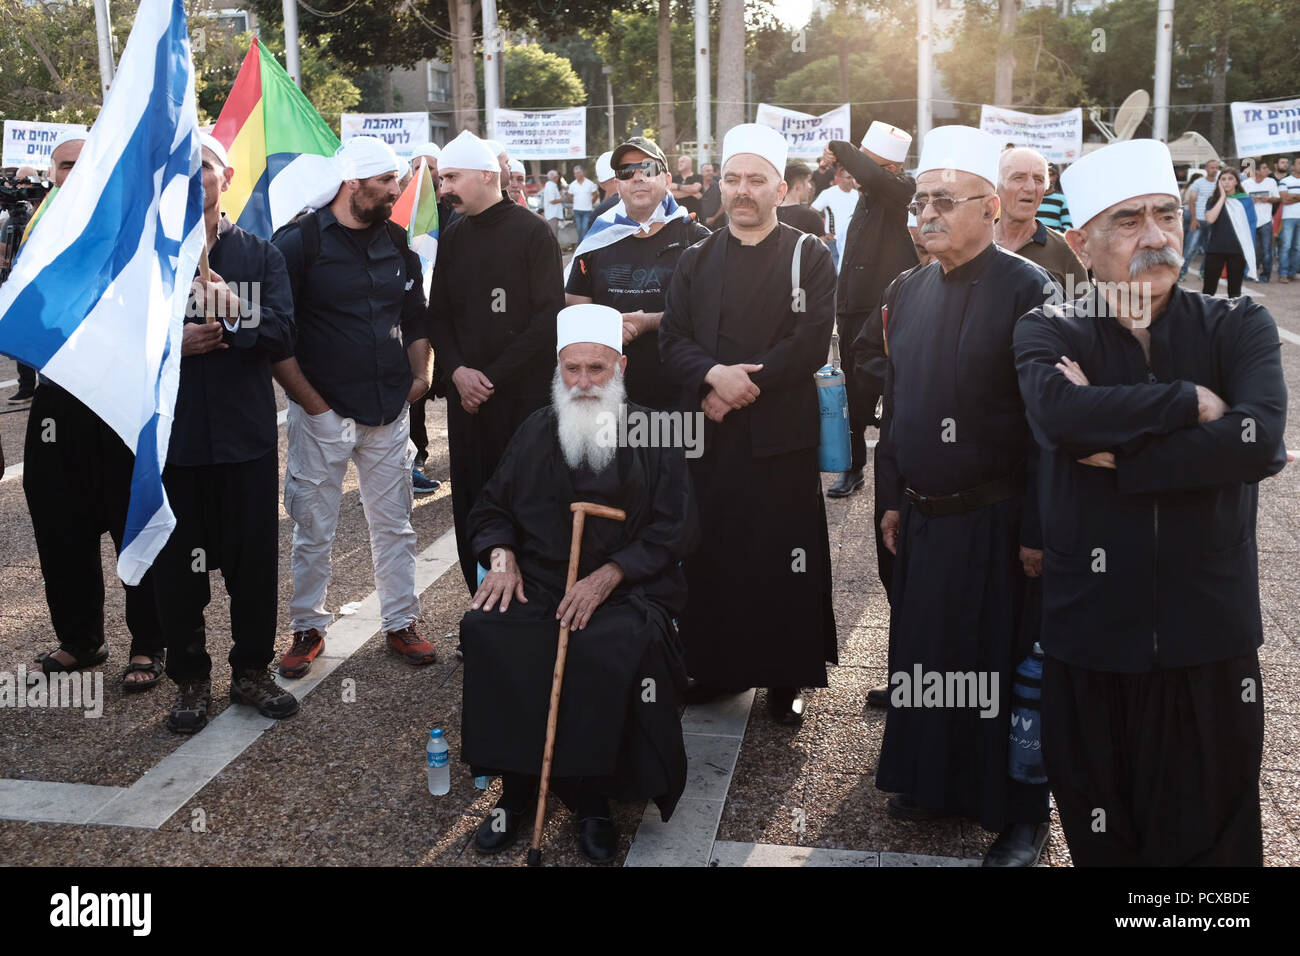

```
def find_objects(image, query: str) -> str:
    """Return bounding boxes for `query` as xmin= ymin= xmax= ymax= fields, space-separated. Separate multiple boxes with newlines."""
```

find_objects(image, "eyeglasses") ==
xmin=615 ymin=160 xmax=666 ymax=180
xmin=906 ymin=194 xmax=991 ymax=217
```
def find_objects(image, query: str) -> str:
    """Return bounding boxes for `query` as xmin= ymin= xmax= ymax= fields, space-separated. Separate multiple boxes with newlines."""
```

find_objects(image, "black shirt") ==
xmin=673 ymin=173 xmax=703 ymax=217
xmin=699 ymin=179 xmax=723 ymax=225
xmin=274 ymin=207 xmax=427 ymax=426
xmin=1206 ymin=202 xmax=1243 ymax=256
xmin=566 ymin=217 xmax=710 ymax=409
xmin=777 ymin=203 xmax=827 ymax=236
xmin=170 ymin=216 xmax=295 ymax=467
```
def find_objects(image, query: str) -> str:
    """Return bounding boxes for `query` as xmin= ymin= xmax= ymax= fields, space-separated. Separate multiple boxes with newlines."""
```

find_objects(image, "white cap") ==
xmin=336 ymin=136 xmax=401 ymax=180
xmin=508 ymin=158 xmax=525 ymax=175
xmin=861 ymin=121 xmax=911 ymax=163
xmin=916 ymin=125 xmax=1001 ymax=187
xmin=439 ymin=130 xmax=501 ymax=172
xmin=556 ymin=304 xmax=623 ymax=356
xmin=409 ymin=142 xmax=441 ymax=161
xmin=50 ymin=126 xmax=88 ymax=158
xmin=484 ymin=139 xmax=506 ymax=158
xmin=198 ymin=132 xmax=231 ymax=169
xmin=1061 ymin=139 xmax=1181 ymax=230
xmin=722 ymin=123 xmax=789 ymax=179
xmin=595 ymin=151 xmax=615 ymax=182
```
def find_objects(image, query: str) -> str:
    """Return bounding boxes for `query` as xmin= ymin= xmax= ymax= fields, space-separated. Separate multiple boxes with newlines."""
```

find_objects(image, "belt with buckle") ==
xmin=904 ymin=469 xmax=1025 ymax=518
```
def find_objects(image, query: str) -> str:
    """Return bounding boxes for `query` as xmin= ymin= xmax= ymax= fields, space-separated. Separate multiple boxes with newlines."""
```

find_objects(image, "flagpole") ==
xmin=282 ymin=0 xmax=302 ymax=87
xmin=93 ymin=0 xmax=116 ymax=98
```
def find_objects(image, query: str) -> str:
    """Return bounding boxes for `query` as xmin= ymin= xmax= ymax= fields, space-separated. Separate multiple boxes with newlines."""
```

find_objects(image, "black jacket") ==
xmin=1015 ymin=286 xmax=1288 ymax=672
xmin=827 ymin=140 xmax=918 ymax=316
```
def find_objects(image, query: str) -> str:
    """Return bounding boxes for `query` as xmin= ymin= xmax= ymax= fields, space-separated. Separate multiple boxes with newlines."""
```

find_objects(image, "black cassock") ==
xmin=660 ymin=222 xmax=838 ymax=689
xmin=1015 ymin=286 xmax=1287 ymax=865
xmin=459 ymin=406 xmax=698 ymax=820
xmin=427 ymin=198 xmax=564 ymax=593
xmin=875 ymin=243 xmax=1055 ymax=831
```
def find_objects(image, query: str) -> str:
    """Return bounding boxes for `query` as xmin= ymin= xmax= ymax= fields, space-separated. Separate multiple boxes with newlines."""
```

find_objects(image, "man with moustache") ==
xmin=1015 ymin=139 xmax=1288 ymax=865
xmin=566 ymin=136 xmax=709 ymax=410
xmin=428 ymin=131 xmax=564 ymax=594
xmin=151 ymin=135 xmax=298 ymax=730
xmin=873 ymin=126 xmax=1057 ymax=866
xmin=272 ymin=136 xmax=436 ymax=677
xmin=460 ymin=305 xmax=696 ymax=862
xmin=22 ymin=129 xmax=166 ymax=685
xmin=660 ymin=124 xmax=838 ymax=725
xmin=994 ymin=147 xmax=1089 ymax=295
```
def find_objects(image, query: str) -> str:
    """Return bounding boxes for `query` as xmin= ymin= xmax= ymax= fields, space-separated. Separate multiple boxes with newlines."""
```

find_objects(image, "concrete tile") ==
xmin=839 ymin=627 xmax=890 ymax=668
xmin=682 ymin=732 xmax=743 ymax=802
xmin=710 ymin=840 xmax=879 ymax=867
xmin=807 ymin=710 xmax=885 ymax=775
xmin=680 ymin=689 xmax=755 ymax=737
xmin=625 ymin=797 xmax=722 ymax=867
xmin=0 ymin=779 xmax=125 ymax=825
xmin=88 ymin=754 xmax=234 ymax=828
xmin=879 ymin=851 xmax=979 ymax=867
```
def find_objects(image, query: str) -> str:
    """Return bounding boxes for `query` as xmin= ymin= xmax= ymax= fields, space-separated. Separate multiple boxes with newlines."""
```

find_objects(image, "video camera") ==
xmin=1 ymin=173 xmax=51 ymax=283
xmin=0 ymin=172 xmax=50 ymax=211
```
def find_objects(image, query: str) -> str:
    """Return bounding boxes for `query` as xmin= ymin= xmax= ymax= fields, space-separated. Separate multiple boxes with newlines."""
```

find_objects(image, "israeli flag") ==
xmin=0 ymin=0 xmax=205 ymax=585
xmin=562 ymin=192 xmax=690 ymax=284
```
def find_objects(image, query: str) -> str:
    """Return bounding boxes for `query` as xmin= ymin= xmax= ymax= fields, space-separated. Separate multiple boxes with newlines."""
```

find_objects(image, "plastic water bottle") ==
xmin=1008 ymin=643 xmax=1046 ymax=784
xmin=426 ymin=728 xmax=450 ymax=795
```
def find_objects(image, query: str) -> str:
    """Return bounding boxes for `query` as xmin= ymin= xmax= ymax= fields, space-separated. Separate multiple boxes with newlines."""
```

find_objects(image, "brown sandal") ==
xmin=122 ymin=652 xmax=166 ymax=693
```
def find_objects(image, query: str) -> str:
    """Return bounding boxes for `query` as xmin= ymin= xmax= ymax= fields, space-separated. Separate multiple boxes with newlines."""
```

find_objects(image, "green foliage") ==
xmin=477 ymin=44 xmax=586 ymax=109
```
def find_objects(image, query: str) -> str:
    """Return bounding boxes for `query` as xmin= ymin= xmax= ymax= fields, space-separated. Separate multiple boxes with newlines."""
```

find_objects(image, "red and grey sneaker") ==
xmin=279 ymin=628 xmax=324 ymax=678
xmin=386 ymin=623 xmax=436 ymax=666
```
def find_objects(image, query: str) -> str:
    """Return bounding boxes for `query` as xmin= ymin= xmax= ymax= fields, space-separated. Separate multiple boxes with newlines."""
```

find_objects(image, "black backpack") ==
xmin=273 ymin=209 xmax=410 ymax=277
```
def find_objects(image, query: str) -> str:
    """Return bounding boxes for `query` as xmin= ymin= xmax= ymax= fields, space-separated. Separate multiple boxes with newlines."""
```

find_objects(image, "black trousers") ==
xmin=22 ymin=384 xmax=162 ymax=656
xmin=1042 ymin=653 xmax=1264 ymax=866
xmin=1202 ymin=252 xmax=1246 ymax=298
xmin=500 ymin=772 xmax=608 ymax=818
xmin=871 ymin=447 xmax=894 ymax=598
xmin=838 ymin=311 xmax=879 ymax=473
xmin=17 ymin=362 xmax=36 ymax=392
xmin=409 ymin=395 xmax=429 ymax=461
xmin=152 ymin=451 xmax=280 ymax=681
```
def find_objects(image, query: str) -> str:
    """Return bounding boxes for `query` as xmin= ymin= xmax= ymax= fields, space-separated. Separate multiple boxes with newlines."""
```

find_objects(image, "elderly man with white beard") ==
xmin=458 ymin=304 xmax=697 ymax=864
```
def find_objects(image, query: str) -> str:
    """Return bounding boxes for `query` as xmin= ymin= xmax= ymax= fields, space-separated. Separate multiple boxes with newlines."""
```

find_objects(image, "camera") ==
xmin=0 ymin=173 xmax=51 ymax=210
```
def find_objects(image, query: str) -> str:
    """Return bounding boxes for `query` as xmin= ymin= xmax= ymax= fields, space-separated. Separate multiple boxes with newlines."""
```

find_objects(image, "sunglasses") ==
xmin=906 ymin=194 xmax=990 ymax=217
xmin=615 ymin=160 xmax=666 ymax=180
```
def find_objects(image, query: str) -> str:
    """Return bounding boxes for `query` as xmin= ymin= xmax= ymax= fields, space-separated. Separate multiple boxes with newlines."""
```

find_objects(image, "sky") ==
xmin=769 ymin=0 xmax=815 ymax=30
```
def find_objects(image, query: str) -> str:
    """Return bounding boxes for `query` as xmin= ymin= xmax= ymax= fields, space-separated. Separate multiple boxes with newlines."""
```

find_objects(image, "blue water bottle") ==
xmin=1008 ymin=642 xmax=1046 ymax=784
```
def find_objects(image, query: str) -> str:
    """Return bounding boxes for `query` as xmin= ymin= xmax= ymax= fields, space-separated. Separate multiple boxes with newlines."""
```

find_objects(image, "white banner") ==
xmin=755 ymin=103 xmax=852 ymax=160
xmin=3 ymin=120 xmax=89 ymax=169
xmin=340 ymin=112 xmax=429 ymax=158
xmin=492 ymin=107 xmax=586 ymax=160
xmin=1231 ymin=99 xmax=1300 ymax=156
xmin=978 ymin=106 xmax=1083 ymax=163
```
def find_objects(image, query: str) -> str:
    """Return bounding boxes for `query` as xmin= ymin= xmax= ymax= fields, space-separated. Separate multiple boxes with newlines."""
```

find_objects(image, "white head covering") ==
xmin=484 ymin=139 xmax=506 ymax=158
xmin=337 ymin=136 xmax=401 ymax=180
xmin=50 ymin=126 xmax=88 ymax=159
xmin=556 ymin=304 xmax=623 ymax=356
xmin=595 ymin=151 xmax=615 ymax=182
xmin=439 ymin=130 xmax=501 ymax=172
xmin=722 ymin=124 xmax=789 ymax=179
xmin=916 ymin=125 xmax=1001 ymax=187
xmin=861 ymin=121 xmax=911 ymax=163
xmin=1060 ymin=139 xmax=1181 ymax=230
xmin=409 ymin=142 xmax=441 ymax=161
xmin=198 ymin=132 xmax=230 ymax=169
xmin=508 ymin=158 xmax=525 ymax=175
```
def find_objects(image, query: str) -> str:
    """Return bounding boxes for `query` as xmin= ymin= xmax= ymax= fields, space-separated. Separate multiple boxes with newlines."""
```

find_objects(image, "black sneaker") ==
xmin=6 ymin=387 xmax=34 ymax=405
xmin=230 ymin=668 xmax=300 ymax=719
xmin=166 ymin=678 xmax=212 ymax=734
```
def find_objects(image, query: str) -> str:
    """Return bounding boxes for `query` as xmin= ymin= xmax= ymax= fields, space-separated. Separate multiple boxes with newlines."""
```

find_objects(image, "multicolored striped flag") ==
xmin=390 ymin=164 xmax=439 ymax=296
xmin=212 ymin=38 xmax=339 ymax=238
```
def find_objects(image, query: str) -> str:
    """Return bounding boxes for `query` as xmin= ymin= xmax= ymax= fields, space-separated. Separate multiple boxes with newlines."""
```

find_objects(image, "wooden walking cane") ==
xmin=526 ymin=501 xmax=627 ymax=867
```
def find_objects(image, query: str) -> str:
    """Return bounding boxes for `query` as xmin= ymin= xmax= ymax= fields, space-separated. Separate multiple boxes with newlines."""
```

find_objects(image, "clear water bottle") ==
xmin=1008 ymin=643 xmax=1047 ymax=784
xmin=426 ymin=728 xmax=450 ymax=795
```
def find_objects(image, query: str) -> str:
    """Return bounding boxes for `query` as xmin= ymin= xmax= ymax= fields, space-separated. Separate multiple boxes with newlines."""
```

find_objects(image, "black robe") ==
xmin=874 ymin=243 xmax=1057 ymax=830
xmin=427 ymin=198 xmax=564 ymax=592
xmin=659 ymin=221 xmax=838 ymax=689
xmin=458 ymin=405 xmax=698 ymax=820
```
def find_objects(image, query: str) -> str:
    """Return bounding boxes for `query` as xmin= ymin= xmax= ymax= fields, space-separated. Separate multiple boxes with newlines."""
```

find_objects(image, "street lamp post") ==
xmin=603 ymin=65 xmax=615 ymax=151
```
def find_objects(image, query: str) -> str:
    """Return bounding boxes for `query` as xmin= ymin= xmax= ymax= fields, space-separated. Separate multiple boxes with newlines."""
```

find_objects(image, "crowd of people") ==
xmin=1 ymin=115 xmax=1291 ymax=868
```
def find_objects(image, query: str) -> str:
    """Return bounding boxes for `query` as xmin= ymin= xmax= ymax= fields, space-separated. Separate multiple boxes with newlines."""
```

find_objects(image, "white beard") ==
xmin=552 ymin=366 xmax=625 ymax=473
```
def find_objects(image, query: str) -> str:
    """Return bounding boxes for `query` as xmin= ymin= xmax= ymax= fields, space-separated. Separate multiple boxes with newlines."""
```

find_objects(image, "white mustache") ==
xmin=920 ymin=222 xmax=949 ymax=235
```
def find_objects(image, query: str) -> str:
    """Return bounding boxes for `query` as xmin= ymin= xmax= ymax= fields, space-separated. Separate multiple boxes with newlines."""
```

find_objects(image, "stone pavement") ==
xmin=0 ymin=273 xmax=1297 ymax=867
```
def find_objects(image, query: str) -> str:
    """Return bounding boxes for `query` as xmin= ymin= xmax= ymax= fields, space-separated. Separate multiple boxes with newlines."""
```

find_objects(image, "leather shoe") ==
xmin=982 ymin=822 xmax=1049 ymax=867
xmin=865 ymin=684 xmax=888 ymax=709
xmin=474 ymin=801 xmax=530 ymax=854
xmin=886 ymin=793 xmax=951 ymax=822
xmin=577 ymin=816 xmax=618 ymax=864
xmin=767 ymin=686 xmax=804 ymax=725
xmin=826 ymin=469 xmax=865 ymax=498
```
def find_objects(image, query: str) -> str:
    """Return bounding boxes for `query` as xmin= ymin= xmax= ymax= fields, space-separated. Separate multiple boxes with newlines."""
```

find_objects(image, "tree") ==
xmin=716 ymin=0 xmax=745 ymax=138
xmin=994 ymin=0 xmax=1017 ymax=106
xmin=657 ymin=0 xmax=676 ymax=155
xmin=476 ymin=43 xmax=586 ymax=110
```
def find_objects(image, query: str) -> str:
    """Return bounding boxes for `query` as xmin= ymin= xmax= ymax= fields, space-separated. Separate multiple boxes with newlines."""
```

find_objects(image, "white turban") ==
xmin=722 ymin=123 xmax=789 ymax=179
xmin=409 ymin=142 xmax=441 ymax=161
xmin=557 ymin=304 xmax=623 ymax=356
xmin=484 ymin=139 xmax=506 ymax=158
xmin=861 ymin=121 xmax=911 ymax=163
xmin=916 ymin=126 xmax=1001 ymax=187
xmin=595 ymin=151 xmax=615 ymax=182
xmin=198 ymin=132 xmax=230 ymax=169
xmin=508 ymin=158 xmax=525 ymax=175
xmin=50 ymin=126 xmax=88 ymax=159
xmin=439 ymin=130 xmax=502 ymax=172
xmin=337 ymin=136 xmax=402 ymax=180
xmin=1061 ymin=139 xmax=1181 ymax=230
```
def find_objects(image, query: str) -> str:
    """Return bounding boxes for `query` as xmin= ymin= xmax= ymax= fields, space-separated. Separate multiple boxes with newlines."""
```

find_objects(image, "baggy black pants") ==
xmin=152 ymin=451 xmax=280 ymax=681
xmin=1042 ymin=653 xmax=1264 ymax=866
xmin=22 ymin=384 xmax=162 ymax=656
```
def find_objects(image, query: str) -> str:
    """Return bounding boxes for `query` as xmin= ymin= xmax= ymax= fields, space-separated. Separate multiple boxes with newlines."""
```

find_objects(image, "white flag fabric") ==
xmin=562 ymin=192 xmax=690 ymax=285
xmin=0 ymin=0 xmax=205 ymax=584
